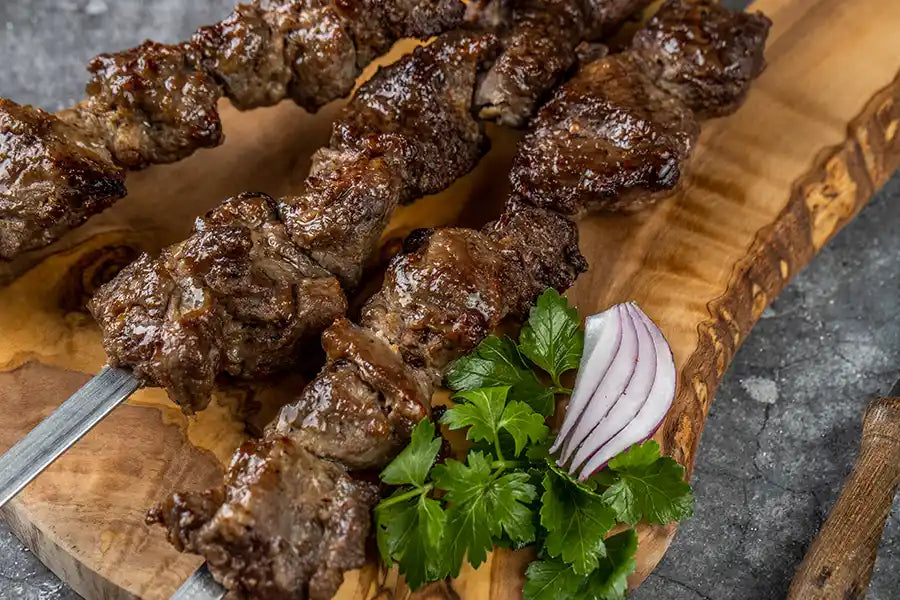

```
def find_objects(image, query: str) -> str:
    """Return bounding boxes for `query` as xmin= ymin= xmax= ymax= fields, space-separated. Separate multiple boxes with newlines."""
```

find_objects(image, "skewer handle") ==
xmin=787 ymin=396 xmax=900 ymax=599
xmin=0 ymin=366 xmax=139 ymax=508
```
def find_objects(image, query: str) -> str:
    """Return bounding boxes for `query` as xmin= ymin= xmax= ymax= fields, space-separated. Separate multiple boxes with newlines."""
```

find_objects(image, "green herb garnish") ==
xmin=375 ymin=290 xmax=694 ymax=598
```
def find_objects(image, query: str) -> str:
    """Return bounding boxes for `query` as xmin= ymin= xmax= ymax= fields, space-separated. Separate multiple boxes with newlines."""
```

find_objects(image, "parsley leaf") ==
xmin=500 ymin=401 xmax=549 ymax=456
xmin=375 ymin=488 xmax=412 ymax=566
xmin=375 ymin=492 xmax=446 ymax=589
xmin=376 ymin=420 xmax=447 ymax=589
xmin=597 ymin=441 xmax=694 ymax=525
xmin=583 ymin=529 xmax=638 ymax=600
xmin=526 ymin=438 xmax=552 ymax=462
xmin=608 ymin=438 xmax=661 ymax=468
xmin=407 ymin=496 xmax=447 ymax=588
xmin=445 ymin=335 xmax=555 ymax=416
xmin=442 ymin=387 xmax=509 ymax=449
xmin=488 ymin=471 xmax=538 ymax=544
xmin=548 ymin=460 xmax=601 ymax=492
xmin=519 ymin=289 xmax=584 ymax=386
xmin=431 ymin=451 xmax=495 ymax=504
xmin=524 ymin=530 xmax=638 ymax=600
xmin=442 ymin=388 xmax=549 ymax=457
xmin=540 ymin=470 xmax=616 ymax=575
xmin=431 ymin=452 xmax=495 ymax=575
xmin=380 ymin=419 xmax=442 ymax=488
xmin=523 ymin=559 xmax=584 ymax=600
xmin=433 ymin=452 xmax=537 ymax=576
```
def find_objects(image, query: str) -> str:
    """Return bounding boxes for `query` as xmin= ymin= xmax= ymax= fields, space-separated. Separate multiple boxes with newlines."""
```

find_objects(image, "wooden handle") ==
xmin=787 ymin=397 xmax=900 ymax=599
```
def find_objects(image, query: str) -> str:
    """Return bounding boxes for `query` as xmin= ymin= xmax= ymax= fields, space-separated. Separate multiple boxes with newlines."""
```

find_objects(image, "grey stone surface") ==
xmin=0 ymin=1 xmax=898 ymax=599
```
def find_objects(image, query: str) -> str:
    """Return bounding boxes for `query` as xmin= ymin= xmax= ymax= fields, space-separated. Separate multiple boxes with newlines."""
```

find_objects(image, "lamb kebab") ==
xmin=0 ymin=0 xmax=654 ymax=263
xmin=0 ymin=0 xmax=466 ymax=260
xmin=150 ymin=202 xmax=586 ymax=600
xmin=149 ymin=2 xmax=770 ymax=598
xmin=88 ymin=29 xmax=497 ymax=414
xmin=88 ymin=0 xmax=656 ymax=414
xmin=0 ymin=0 xmax=659 ymax=514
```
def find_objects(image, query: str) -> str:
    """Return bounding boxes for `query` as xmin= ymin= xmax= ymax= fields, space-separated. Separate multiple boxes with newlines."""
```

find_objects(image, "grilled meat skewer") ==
xmin=90 ymin=1 xmax=654 ymax=413
xmin=0 ymin=0 xmax=466 ymax=260
xmin=90 ymin=30 xmax=498 ymax=413
xmin=149 ymin=203 xmax=586 ymax=600
xmin=149 ymin=2 xmax=770 ymax=598
xmin=0 ymin=0 xmax=656 ymax=263
xmin=514 ymin=0 xmax=771 ymax=216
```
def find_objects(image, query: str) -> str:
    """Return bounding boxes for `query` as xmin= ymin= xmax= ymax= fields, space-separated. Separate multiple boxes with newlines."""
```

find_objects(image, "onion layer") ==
xmin=554 ymin=302 xmax=676 ymax=480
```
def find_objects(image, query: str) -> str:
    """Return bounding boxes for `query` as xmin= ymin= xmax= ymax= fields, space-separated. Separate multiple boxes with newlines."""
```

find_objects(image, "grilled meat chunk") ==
xmin=280 ymin=31 xmax=498 ymax=286
xmin=509 ymin=0 xmax=769 ymax=215
xmin=273 ymin=318 xmax=433 ymax=468
xmin=0 ymin=100 xmax=125 ymax=259
xmin=472 ymin=0 xmax=653 ymax=126
xmin=191 ymin=2 xmax=298 ymax=111
xmin=280 ymin=155 xmax=403 ymax=288
xmin=195 ymin=1 xmax=361 ymax=112
xmin=343 ymin=0 xmax=469 ymax=64
xmin=472 ymin=0 xmax=586 ymax=126
xmin=362 ymin=227 xmax=515 ymax=375
xmin=0 ymin=0 xmax=466 ymax=259
xmin=78 ymin=41 xmax=224 ymax=168
xmin=149 ymin=437 xmax=378 ymax=600
xmin=274 ymin=356 xmax=418 ymax=470
xmin=489 ymin=201 xmax=589 ymax=314
xmin=90 ymin=193 xmax=346 ymax=412
xmin=511 ymin=53 xmax=699 ymax=216
xmin=152 ymin=208 xmax=586 ymax=599
xmin=331 ymin=31 xmax=494 ymax=201
xmin=633 ymin=0 xmax=771 ymax=118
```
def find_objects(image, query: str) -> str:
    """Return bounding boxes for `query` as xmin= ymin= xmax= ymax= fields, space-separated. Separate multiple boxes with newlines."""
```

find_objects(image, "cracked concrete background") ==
xmin=1 ymin=1 xmax=898 ymax=599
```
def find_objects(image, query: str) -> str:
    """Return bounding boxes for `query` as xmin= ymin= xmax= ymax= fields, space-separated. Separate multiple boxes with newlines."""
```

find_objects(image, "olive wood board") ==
xmin=1 ymin=0 xmax=899 ymax=597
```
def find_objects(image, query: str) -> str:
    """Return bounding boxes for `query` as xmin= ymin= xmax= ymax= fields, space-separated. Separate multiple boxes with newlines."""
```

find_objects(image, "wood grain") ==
xmin=787 ymin=397 xmax=900 ymax=600
xmin=0 ymin=0 xmax=898 ymax=597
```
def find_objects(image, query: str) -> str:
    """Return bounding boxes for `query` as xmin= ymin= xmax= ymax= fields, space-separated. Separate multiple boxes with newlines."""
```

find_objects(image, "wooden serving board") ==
xmin=1 ymin=0 xmax=898 ymax=597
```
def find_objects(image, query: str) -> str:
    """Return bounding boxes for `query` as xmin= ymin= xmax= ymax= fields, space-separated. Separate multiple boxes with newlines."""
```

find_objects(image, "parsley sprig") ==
xmin=375 ymin=290 xmax=694 ymax=597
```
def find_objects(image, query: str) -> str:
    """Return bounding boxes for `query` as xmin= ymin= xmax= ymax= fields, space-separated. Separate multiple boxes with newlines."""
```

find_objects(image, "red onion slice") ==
xmin=567 ymin=303 xmax=657 ymax=473
xmin=553 ymin=302 xmax=677 ymax=480
xmin=550 ymin=304 xmax=624 ymax=454
xmin=559 ymin=304 xmax=640 ymax=464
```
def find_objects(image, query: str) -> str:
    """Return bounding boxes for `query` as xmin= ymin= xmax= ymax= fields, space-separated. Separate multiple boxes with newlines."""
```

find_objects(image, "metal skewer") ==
xmin=171 ymin=564 xmax=226 ymax=600
xmin=0 ymin=366 xmax=140 ymax=508
xmin=0 ymin=365 xmax=227 ymax=599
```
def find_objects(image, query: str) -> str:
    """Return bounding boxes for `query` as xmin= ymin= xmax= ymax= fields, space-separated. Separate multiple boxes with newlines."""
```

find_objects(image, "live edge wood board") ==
xmin=0 ymin=0 xmax=898 ymax=597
